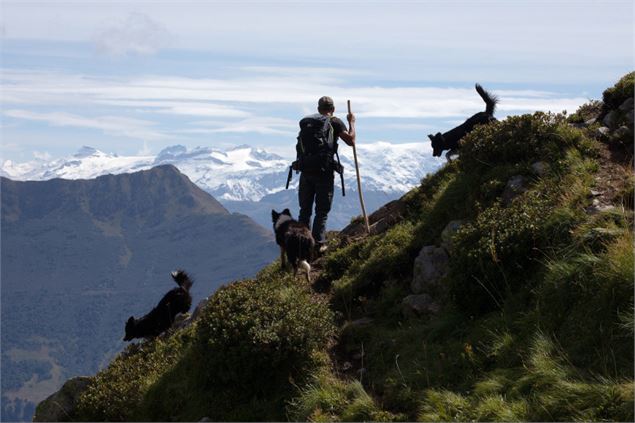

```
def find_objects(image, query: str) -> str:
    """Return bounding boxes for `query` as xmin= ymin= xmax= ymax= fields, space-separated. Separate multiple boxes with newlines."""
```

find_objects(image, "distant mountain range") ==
xmin=1 ymin=142 xmax=444 ymax=228
xmin=1 ymin=166 xmax=277 ymax=422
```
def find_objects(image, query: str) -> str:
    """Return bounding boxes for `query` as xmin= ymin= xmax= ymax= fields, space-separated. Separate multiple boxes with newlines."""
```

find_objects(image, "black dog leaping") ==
xmin=429 ymin=83 xmax=499 ymax=160
xmin=123 ymin=270 xmax=193 ymax=341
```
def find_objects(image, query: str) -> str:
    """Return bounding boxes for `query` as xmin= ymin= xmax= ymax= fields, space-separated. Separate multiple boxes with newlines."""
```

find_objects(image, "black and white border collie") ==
xmin=123 ymin=270 xmax=193 ymax=341
xmin=429 ymin=83 xmax=499 ymax=160
xmin=271 ymin=208 xmax=314 ymax=282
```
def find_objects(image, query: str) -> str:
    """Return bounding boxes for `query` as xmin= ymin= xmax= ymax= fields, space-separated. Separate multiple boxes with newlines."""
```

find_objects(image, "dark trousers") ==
xmin=298 ymin=171 xmax=334 ymax=245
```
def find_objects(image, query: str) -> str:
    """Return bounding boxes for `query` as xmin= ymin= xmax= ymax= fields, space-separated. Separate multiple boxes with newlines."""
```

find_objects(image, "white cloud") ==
xmin=93 ymin=12 xmax=171 ymax=57
xmin=188 ymin=117 xmax=297 ymax=136
xmin=4 ymin=109 xmax=165 ymax=141
xmin=33 ymin=151 xmax=51 ymax=161
xmin=97 ymin=100 xmax=251 ymax=118
xmin=1 ymin=69 xmax=589 ymax=121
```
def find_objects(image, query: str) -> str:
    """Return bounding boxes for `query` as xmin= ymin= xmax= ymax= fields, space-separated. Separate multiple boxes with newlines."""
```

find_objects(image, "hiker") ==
xmin=295 ymin=96 xmax=356 ymax=253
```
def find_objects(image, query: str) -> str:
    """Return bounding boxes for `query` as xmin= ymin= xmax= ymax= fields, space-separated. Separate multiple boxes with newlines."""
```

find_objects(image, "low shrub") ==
xmin=459 ymin=112 xmax=591 ymax=175
xmin=74 ymin=326 xmax=194 ymax=421
xmin=568 ymin=100 xmax=603 ymax=123
xmin=448 ymin=190 xmax=555 ymax=315
xmin=601 ymin=71 xmax=634 ymax=113
xmin=195 ymin=277 xmax=335 ymax=402
xmin=330 ymin=221 xmax=418 ymax=314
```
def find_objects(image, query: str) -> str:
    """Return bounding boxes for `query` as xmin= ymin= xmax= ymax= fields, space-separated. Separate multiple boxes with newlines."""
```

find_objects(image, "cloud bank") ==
xmin=93 ymin=12 xmax=171 ymax=57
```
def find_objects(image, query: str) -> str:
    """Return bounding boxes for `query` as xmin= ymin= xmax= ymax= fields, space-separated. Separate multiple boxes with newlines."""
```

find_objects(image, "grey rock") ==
xmin=402 ymin=294 xmax=441 ymax=317
xmin=619 ymin=97 xmax=634 ymax=112
xmin=595 ymin=126 xmax=611 ymax=138
xmin=33 ymin=376 xmax=92 ymax=422
xmin=199 ymin=417 xmax=212 ymax=422
xmin=589 ymin=189 xmax=602 ymax=197
xmin=502 ymin=175 xmax=527 ymax=206
xmin=585 ymin=204 xmax=617 ymax=215
xmin=172 ymin=312 xmax=191 ymax=330
xmin=625 ymin=110 xmax=634 ymax=126
xmin=531 ymin=161 xmax=550 ymax=177
xmin=369 ymin=216 xmax=396 ymax=236
xmin=440 ymin=220 xmax=467 ymax=253
xmin=612 ymin=125 xmax=632 ymax=140
xmin=190 ymin=296 xmax=210 ymax=322
xmin=597 ymin=205 xmax=616 ymax=212
xmin=411 ymin=246 xmax=449 ymax=295
xmin=340 ymin=199 xmax=406 ymax=238
xmin=584 ymin=117 xmax=597 ymax=126
xmin=603 ymin=110 xmax=619 ymax=129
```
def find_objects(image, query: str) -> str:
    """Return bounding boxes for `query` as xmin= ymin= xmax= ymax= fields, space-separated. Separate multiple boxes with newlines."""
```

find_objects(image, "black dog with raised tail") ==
xmin=123 ymin=270 xmax=193 ymax=341
xmin=429 ymin=83 xmax=499 ymax=160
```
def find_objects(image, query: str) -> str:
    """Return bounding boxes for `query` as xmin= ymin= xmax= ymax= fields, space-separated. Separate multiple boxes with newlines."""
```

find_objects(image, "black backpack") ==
xmin=287 ymin=114 xmax=345 ymax=195
xmin=294 ymin=113 xmax=336 ymax=172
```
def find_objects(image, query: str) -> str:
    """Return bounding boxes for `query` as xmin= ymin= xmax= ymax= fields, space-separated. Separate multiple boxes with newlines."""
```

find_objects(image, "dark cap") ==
xmin=318 ymin=96 xmax=334 ymax=109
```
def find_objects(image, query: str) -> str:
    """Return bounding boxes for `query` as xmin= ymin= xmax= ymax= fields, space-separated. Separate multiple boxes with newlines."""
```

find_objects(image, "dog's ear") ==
xmin=282 ymin=208 xmax=291 ymax=216
xmin=428 ymin=134 xmax=434 ymax=141
xmin=271 ymin=209 xmax=279 ymax=222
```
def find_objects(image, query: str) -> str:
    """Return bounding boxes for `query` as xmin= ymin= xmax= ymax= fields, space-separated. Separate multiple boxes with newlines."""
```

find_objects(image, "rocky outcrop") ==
xmin=411 ymin=246 xmax=449 ymax=296
xmin=598 ymin=97 xmax=634 ymax=151
xmin=33 ymin=376 xmax=91 ymax=422
xmin=340 ymin=198 xmax=407 ymax=238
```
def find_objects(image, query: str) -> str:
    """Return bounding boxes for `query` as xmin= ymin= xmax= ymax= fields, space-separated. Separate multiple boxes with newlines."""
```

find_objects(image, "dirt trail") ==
xmin=586 ymin=140 xmax=633 ymax=214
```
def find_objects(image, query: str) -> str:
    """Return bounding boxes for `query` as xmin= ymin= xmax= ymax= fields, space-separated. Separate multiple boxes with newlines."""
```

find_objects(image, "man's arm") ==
xmin=339 ymin=113 xmax=356 ymax=146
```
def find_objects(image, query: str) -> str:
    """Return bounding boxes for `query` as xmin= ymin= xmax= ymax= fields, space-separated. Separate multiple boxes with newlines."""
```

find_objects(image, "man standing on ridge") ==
xmin=295 ymin=96 xmax=356 ymax=253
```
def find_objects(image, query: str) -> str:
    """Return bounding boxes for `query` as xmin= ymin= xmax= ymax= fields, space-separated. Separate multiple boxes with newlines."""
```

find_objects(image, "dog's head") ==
xmin=271 ymin=208 xmax=292 ymax=224
xmin=123 ymin=316 xmax=136 ymax=341
xmin=428 ymin=133 xmax=444 ymax=157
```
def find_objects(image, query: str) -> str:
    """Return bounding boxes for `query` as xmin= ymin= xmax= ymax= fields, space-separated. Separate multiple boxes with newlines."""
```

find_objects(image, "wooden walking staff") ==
xmin=348 ymin=100 xmax=370 ymax=233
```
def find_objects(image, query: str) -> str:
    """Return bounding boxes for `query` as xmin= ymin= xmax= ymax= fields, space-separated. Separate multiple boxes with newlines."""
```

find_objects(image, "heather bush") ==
xmin=195 ymin=277 xmax=335 ymax=397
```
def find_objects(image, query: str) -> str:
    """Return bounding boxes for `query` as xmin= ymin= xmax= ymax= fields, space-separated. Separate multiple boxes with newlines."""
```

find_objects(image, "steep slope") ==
xmin=1 ymin=165 xmax=276 ymax=422
xmin=35 ymin=73 xmax=634 ymax=422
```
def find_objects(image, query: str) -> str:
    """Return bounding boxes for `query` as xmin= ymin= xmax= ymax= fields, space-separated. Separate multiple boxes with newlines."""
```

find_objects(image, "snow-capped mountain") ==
xmin=1 ymin=142 xmax=444 ymax=203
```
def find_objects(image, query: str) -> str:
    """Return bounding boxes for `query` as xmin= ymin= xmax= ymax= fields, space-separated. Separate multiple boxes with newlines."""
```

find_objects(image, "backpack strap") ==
xmin=324 ymin=116 xmax=334 ymax=150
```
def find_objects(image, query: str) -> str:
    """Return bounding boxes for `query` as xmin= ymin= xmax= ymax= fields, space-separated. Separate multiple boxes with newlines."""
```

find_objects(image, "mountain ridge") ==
xmin=1 ymin=165 xmax=277 ymax=422
xmin=1 ymin=142 xmax=443 ymax=203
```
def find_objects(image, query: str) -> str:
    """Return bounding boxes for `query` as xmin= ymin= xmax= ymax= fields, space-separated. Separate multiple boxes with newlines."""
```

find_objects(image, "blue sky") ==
xmin=1 ymin=0 xmax=633 ymax=162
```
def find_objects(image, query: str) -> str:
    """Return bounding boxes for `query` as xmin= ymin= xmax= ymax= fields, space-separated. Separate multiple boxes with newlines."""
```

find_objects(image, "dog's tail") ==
xmin=475 ymin=83 xmax=498 ymax=116
xmin=299 ymin=260 xmax=311 ymax=282
xmin=171 ymin=269 xmax=193 ymax=291
xmin=285 ymin=229 xmax=315 ymax=278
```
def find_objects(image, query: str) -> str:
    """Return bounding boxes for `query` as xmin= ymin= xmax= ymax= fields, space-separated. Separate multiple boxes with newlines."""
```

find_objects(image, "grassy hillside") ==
xmin=51 ymin=73 xmax=633 ymax=422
